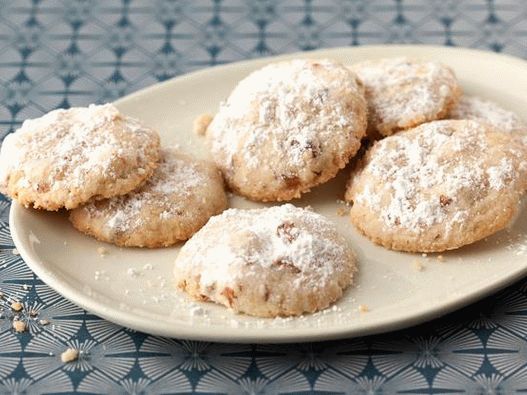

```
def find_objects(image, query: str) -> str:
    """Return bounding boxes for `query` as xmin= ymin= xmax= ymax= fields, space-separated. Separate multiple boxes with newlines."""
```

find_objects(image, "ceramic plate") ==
xmin=9 ymin=45 xmax=527 ymax=343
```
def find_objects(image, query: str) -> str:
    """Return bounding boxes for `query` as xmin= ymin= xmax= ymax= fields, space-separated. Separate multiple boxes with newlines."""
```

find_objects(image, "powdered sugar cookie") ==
xmin=206 ymin=59 xmax=367 ymax=202
xmin=174 ymin=204 xmax=357 ymax=317
xmin=449 ymin=95 xmax=526 ymax=134
xmin=345 ymin=120 xmax=527 ymax=252
xmin=69 ymin=148 xmax=227 ymax=248
xmin=350 ymin=57 xmax=461 ymax=137
xmin=0 ymin=104 xmax=160 ymax=210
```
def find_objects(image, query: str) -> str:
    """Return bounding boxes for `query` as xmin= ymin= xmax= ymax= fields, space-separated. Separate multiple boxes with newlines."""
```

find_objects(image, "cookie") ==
xmin=350 ymin=57 xmax=462 ymax=137
xmin=0 ymin=104 xmax=160 ymax=210
xmin=206 ymin=58 xmax=367 ymax=202
xmin=345 ymin=120 xmax=527 ymax=252
xmin=69 ymin=148 xmax=227 ymax=248
xmin=174 ymin=204 xmax=357 ymax=317
xmin=449 ymin=95 xmax=526 ymax=134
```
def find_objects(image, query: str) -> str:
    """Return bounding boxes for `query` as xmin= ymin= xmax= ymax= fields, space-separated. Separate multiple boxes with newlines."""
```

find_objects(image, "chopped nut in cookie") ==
xmin=276 ymin=221 xmax=298 ymax=243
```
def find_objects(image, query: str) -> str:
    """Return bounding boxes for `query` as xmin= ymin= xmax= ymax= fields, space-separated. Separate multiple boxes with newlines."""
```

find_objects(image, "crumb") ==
xmin=421 ymin=253 xmax=428 ymax=257
xmin=413 ymin=259 xmax=424 ymax=271
xmin=193 ymin=113 xmax=213 ymax=136
xmin=12 ymin=320 xmax=26 ymax=333
xmin=97 ymin=247 xmax=108 ymax=256
xmin=304 ymin=205 xmax=314 ymax=211
xmin=63 ymin=241 xmax=68 ymax=246
xmin=127 ymin=268 xmax=139 ymax=277
xmin=143 ymin=263 xmax=153 ymax=270
xmin=124 ymin=289 xmax=129 ymax=295
xmin=336 ymin=207 xmax=348 ymax=217
xmin=29 ymin=309 xmax=38 ymax=317
xmin=437 ymin=255 xmax=444 ymax=262
xmin=0 ymin=291 xmax=4 ymax=298
xmin=11 ymin=301 xmax=23 ymax=312
xmin=61 ymin=348 xmax=79 ymax=363
xmin=358 ymin=304 xmax=369 ymax=313
xmin=12 ymin=248 xmax=19 ymax=255
xmin=22 ymin=284 xmax=28 ymax=291
xmin=39 ymin=319 xmax=50 ymax=326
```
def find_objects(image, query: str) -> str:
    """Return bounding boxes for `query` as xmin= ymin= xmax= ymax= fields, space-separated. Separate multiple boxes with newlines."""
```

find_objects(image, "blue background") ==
xmin=1 ymin=1 xmax=527 ymax=393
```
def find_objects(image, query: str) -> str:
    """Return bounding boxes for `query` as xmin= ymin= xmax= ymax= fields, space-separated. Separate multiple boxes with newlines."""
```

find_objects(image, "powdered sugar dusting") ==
xmin=176 ymin=204 xmax=355 ymax=293
xmin=85 ymin=148 xmax=207 ymax=233
xmin=449 ymin=95 xmax=526 ymax=134
xmin=351 ymin=57 xmax=459 ymax=135
xmin=207 ymin=58 xmax=366 ymax=170
xmin=0 ymin=104 xmax=151 ymax=191
xmin=352 ymin=120 xmax=526 ymax=234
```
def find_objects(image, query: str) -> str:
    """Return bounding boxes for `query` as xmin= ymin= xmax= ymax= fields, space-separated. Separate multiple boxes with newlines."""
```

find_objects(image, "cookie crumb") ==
xmin=12 ymin=320 xmax=26 ymax=333
xmin=437 ymin=255 xmax=445 ymax=262
xmin=421 ymin=253 xmax=428 ymax=258
xmin=12 ymin=248 xmax=19 ymax=255
xmin=336 ymin=207 xmax=349 ymax=217
xmin=22 ymin=284 xmax=28 ymax=291
xmin=39 ymin=319 xmax=50 ymax=326
xmin=97 ymin=247 xmax=108 ymax=256
xmin=358 ymin=304 xmax=369 ymax=313
xmin=11 ymin=301 xmax=23 ymax=312
xmin=143 ymin=263 xmax=153 ymax=270
xmin=413 ymin=260 xmax=424 ymax=271
xmin=29 ymin=309 xmax=38 ymax=317
xmin=60 ymin=348 xmax=79 ymax=363
xmin=127 ymin=268 xmax=139 ymax=277
xmin=0 ymin=291 xmax=4 ymax=298
xmin=193 ymin=113 xmax=213 ymax=136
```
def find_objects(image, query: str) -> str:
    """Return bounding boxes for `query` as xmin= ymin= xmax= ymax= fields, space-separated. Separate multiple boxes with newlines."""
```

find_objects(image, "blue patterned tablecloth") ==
xmin=1 ymin=1 xmax=527 ymax=393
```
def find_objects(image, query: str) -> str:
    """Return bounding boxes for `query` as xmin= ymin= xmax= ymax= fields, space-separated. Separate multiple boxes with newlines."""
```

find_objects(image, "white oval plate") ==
xmin=10 ymin=45 xmax=527 ymax=343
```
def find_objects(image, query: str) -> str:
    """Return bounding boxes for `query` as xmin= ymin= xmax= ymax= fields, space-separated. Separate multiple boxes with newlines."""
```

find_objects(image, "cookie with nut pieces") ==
xmin=70 ymin=148 xmax=227 ymax=248
xmin=206 ymin=58 xmax=368 ymax=202
xmin=174 ymin=204 xmax=357 ymax=317
xmin=345 ymin=120 xmax=527 ymax=252
xmin=350 ymin=57 xmax=461 ymax=137
xmin=0 ymin=104 xmax=160 ymax=210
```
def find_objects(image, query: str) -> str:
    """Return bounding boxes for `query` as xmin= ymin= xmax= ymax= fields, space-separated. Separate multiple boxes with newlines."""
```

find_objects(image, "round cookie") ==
xmin=350 ymin=57 xmax=462 ymax=137
xmin=174 ymin=204 xmax=357 ymax=317
xmin=206 ymin=58 xmax=368 ymax=202
xmin=345 ymin=120 xmax=527 ymax=253
xmin=69 ymin=148 xmax=227 ymax=248
xmin=0 ymin=104 xmax=160 ymax=210
xmin=449 ymin=95 xmax=526 ymax=134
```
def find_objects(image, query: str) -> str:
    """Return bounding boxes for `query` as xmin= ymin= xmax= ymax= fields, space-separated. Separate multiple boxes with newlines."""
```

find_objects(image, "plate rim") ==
xmin=9 ymin=44 xmax=527 ymax=343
